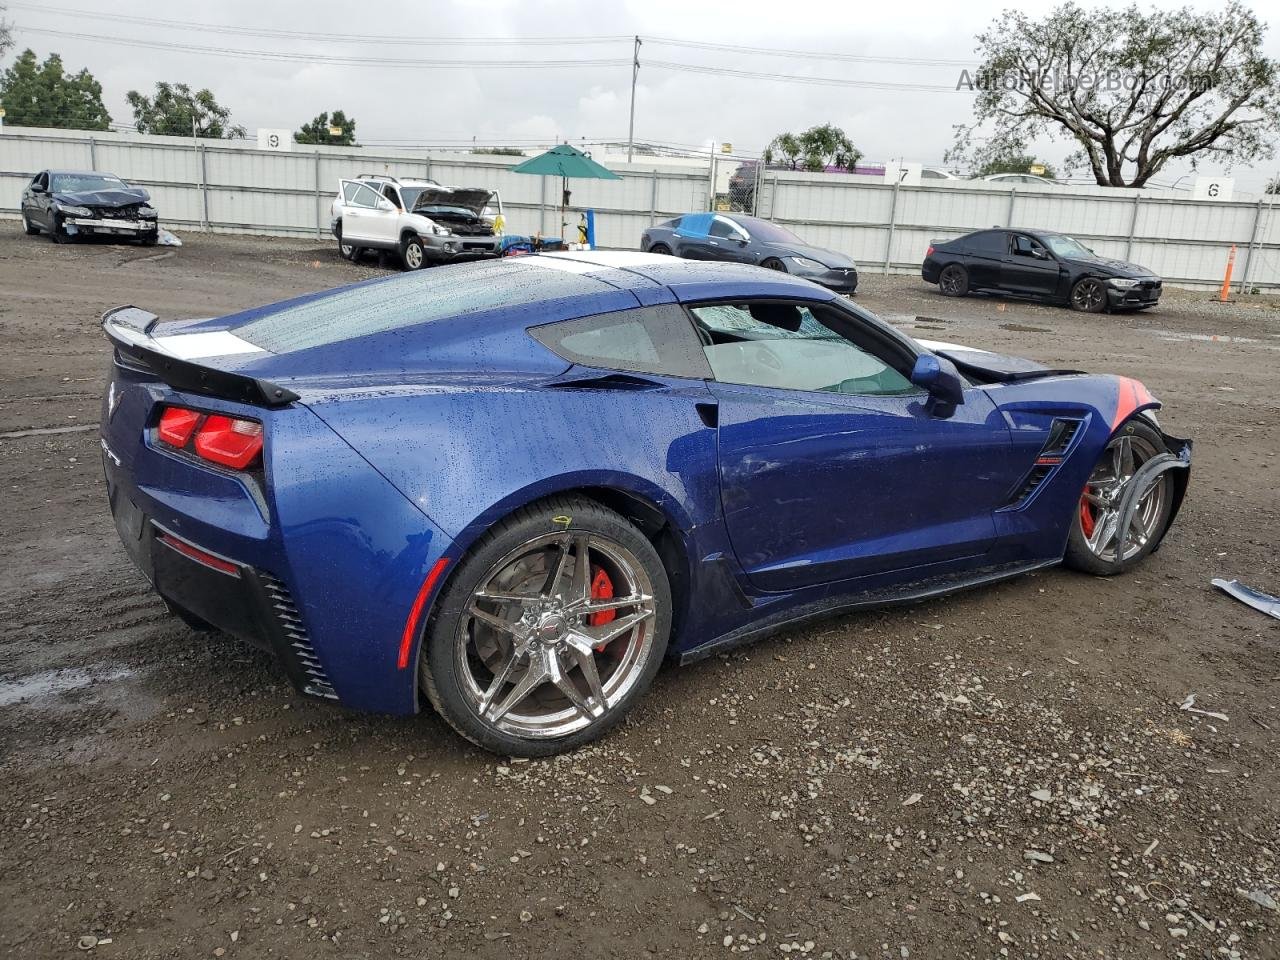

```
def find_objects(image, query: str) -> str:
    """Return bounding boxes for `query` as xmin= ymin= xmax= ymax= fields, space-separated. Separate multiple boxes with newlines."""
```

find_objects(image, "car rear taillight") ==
xmin=158 ymin=407 xmax=201 ymax=447
xmin=926 ymin=245 xmax=935 ymax=257
xmin=156 ymin=405 xmax=263 ymax=470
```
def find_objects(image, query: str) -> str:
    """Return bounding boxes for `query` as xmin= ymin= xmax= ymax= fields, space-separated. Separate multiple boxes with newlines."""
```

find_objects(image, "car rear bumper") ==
xmin=105 ymin=454 xmax=342 ymax=700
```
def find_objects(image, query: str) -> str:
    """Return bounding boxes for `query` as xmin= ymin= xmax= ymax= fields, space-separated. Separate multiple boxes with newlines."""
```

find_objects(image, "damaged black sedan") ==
xmin=20 ymin=170 xmax=160 ymax=245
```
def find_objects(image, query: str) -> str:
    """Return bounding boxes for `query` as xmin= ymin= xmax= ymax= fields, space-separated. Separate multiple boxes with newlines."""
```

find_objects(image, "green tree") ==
xmin=1268 ymin=176 xmax=1280 ymax=195
xmin=295 ymin=109 xmax=356 ymax=145
xmin=764 ymin=124 xmax=861 ymax=172
xmin=958 ymin=1 xmax=1280 ymax=187
xmin=126 ymin=82 xmax=246 ymax=138
xmin=0 ymin=49 xmax=111 ymax=129
xmin=945 ymin=134 xmax=1057 ymax=179
xmin=1 ymin=5 xmax=12 ymax=59
xmin=473 ymin=146 xmax=527 ymax=157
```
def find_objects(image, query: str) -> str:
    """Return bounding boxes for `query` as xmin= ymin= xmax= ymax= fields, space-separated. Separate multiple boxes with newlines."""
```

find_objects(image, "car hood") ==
xmin=1060 ymin=255 xmax=1157 ymax=279
xmin=411 ymin=188 xmax=493 ymax=216
xmin=916 ymin=338 xmax=1083 ymax=382
xmin=52 ymin=187 xmax=150 ymax=207
xmin=760 ymin=241 xmax=856 ymax=269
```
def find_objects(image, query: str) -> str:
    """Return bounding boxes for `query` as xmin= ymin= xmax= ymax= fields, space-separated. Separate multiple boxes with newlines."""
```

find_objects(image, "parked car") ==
xmin=922 ymin=228 xmax=1163 ymax=312
xmin=20 ymin=169 xmax=159 ymax=245
xmin=978 ymin=173 xmax=1058 ymax=187
xmin=329 ymin=175 xmax=501 ymax=269
xmin=99 ymin=252 xmax=1190 ymax=756
xmin=921 ymin=167 xmax=959 ymax=180
xmin=641 ymin=213 xmax=858 ymax=293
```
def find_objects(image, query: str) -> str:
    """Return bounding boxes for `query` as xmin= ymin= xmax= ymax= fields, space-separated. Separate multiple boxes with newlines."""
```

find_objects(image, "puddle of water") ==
xmin=1149 ymin=329 xmax=1257 ymax=344
xmin=0 ymin=666 xmax=135 ymax=707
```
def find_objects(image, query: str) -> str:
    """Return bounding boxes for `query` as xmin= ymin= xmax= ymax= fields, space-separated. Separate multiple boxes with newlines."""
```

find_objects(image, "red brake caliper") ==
xmin=589 ymin=566 xmax=617 ymax=640
xmin=1079 ymin=489 xmax=1096 ymax=538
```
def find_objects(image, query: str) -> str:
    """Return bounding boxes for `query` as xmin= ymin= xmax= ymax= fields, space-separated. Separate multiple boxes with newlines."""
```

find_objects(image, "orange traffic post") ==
xmin=1219 ymin=244 xmax=1237 ymax=301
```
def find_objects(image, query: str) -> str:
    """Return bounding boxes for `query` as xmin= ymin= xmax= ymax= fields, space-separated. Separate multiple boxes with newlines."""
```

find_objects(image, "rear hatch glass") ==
xmin=232 ymin=259 xmax=612 ymax=354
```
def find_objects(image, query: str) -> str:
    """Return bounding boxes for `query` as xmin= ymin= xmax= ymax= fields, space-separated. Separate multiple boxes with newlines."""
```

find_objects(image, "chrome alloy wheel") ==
xmin=404 ymin=239 xmax=424 ymax=269
xmin=939 ymin=265 xmax=966 ymax=295
xmin=455 ymin=532 xmax=657 ymax=739
xmin=1078 ymin=432 xmax=1169 ymax=563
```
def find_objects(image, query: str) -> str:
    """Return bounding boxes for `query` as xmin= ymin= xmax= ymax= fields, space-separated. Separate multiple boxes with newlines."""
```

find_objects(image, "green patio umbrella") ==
xmin=510 ymin=144 xmax=621 ymax=240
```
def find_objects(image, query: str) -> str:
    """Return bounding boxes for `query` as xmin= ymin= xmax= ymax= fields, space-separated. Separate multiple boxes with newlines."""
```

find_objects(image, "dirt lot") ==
xmin=1 ymin=231 xmax=1278 ymax=960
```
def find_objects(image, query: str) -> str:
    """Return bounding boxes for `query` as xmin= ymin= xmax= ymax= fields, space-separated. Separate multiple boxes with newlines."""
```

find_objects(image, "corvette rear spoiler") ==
xmin=102 ymin=305 xmax=300 ymax=408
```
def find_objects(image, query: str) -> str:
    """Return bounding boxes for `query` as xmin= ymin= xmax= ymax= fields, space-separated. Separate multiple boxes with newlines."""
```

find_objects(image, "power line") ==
xmin=648 ymin=60 xmax=962 ymax=93
xmin=14 ymin=28 xmax=630 ymax=68
xmin=647 ymin=37 xmax=975 ymax=68
xmin=7 ymin=3 xmax=629 ymax=46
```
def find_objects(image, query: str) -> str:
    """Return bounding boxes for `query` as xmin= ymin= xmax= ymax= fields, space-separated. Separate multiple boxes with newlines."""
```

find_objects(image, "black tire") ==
xmin=21 ymin=212 xmax=39 ymax=235
xmin=335 ymin=224 xmax=358 ymax=261
xmin=649 ymin=243 xmax=672 ymax=256
xmin=401 ymin=234 xmax=426 ymax=270
xmin=50 ymin=214 xmax=70 ymax=244
xmin=1070 ymin=277 xmax=1107 ymax=313
xmin=761 ymin=257 xmax=787 ymax=272
xmin=421 ymin=496 xmax=672 ymax=757
xmin=139 ymin=232 xmax=158 ymax=247
xmin=1063 ymin=417 xmax=1174 ymax=576
xmin=938 ymin=264 xmax=968 ymax=297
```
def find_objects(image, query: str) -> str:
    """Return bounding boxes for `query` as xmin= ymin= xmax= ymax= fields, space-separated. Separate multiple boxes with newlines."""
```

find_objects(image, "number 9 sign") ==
xmin=257 ymin=128 xmax=293 ymax=152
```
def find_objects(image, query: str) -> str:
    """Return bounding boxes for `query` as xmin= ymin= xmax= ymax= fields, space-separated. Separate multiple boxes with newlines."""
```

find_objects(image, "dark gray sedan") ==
xmin=641 ymin=213 xmax=858 ymax=293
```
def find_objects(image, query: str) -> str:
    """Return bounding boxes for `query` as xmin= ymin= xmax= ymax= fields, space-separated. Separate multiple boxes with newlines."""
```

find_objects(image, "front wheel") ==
xmin=401 ymin=234 xmax=426 ymax=270
xmin=1070 ymin=277 xmax=1107 ymax=313
xmin=649 ymin=243 xmax=672 ymax=256
xmin=761 ymin=257 xmax=787 ymax=272
xmin=1064 ymin=418 xmax=1174 ymax=575
xmin=50 ymin=214 xmax=71 ymax=244
xmin=421 ymin=497 xmax=671 ymax=757
xmin=21 ymin=212 xmax=39 ymax=235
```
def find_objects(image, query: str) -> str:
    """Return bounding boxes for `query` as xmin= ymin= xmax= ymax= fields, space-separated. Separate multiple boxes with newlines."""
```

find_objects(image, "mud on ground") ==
xmin=1 ymin=231 xmax=1278 ymax=959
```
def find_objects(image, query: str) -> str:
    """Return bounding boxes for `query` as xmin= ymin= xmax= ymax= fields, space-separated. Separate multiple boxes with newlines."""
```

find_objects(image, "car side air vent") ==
xmin=1040 ymin=418 xmax=1081 ymax=458
xmin=1012 ymin=464 xmax=1053 ymax=504
xmin=260 ymin=572 xmax=339 ymax=701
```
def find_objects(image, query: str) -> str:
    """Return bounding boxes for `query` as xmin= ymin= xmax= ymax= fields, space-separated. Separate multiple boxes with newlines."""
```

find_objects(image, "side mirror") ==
xmin=910 ymin=354 xmax=965 ymax=407
xmin=31 ymin=183 xmax=46 ymax=194
xmin=1032 ymin=247 xmax=1049 ymax=260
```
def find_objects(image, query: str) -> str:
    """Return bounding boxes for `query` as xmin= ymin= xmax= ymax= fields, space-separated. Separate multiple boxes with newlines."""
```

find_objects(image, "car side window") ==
xmin=709 ymin=218 xmax=739 ymax=239
xmin=529 ymin=305 xmax=713 ymax=380
xmin=381 ymin=184 xmax=402 ymax=209
xmin=1012 ymin=234 xmax=1047 ymax=258
xmin=967 ymin=230 xmax=1007 ymax=254
xmin=349 ymin=183 xmax=382 ymax=209
xmin=689 ymin=301 xmax=917 ymax=396
xmin=33 ymin=172 xmax=49 ymax=190
xmin=341 ymin=181 xmax=362 ymax=203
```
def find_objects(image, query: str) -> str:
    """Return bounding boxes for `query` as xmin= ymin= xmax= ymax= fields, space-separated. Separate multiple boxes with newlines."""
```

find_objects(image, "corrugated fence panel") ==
xmin=2 ymin=126 xmax=1277 ymax=289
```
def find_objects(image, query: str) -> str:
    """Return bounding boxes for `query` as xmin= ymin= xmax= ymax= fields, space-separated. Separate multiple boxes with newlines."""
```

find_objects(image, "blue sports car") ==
xmin=100 ymin=252 xmax=1191 ymax=756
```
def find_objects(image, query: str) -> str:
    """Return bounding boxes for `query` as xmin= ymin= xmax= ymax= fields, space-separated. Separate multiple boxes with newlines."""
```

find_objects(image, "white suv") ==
xmin=329 ymin=175 xmax=501 ymax=269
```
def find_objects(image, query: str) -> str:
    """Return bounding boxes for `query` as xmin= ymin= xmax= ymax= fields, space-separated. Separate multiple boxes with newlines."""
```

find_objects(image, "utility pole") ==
xmin=626 ymin=36 xmax=641 ymax=163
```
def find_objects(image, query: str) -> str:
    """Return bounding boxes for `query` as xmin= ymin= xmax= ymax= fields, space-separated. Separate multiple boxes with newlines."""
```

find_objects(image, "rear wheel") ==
xmin=938 ymin=264 xmax=968 ymax=297
xmin=761 ymin=257 xmax=787 ymax=272
xmin=649 ymin=243 xmax=672 ymax=256
xmin=1064 ymin=418 xmax=1173 ymax=575
xmin=401 ymin=234 xmax=426 ymax=270
xmin=21 ymin=212 xmax=39 ymax=235
xmin=1070 ymin=277 xmax=1107 ymax=313
xmin=421 ymin=497 xmax=671 ymax=757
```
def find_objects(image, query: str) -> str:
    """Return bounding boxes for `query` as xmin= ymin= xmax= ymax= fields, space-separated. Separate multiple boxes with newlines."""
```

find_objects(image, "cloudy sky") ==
xmin=5 ymin=0 xmax=1280 ymax=192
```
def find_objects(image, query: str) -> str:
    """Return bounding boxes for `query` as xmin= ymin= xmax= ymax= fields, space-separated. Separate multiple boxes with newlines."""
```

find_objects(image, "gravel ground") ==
xmin=1 ymin=231 xmax=1278 ymax=960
